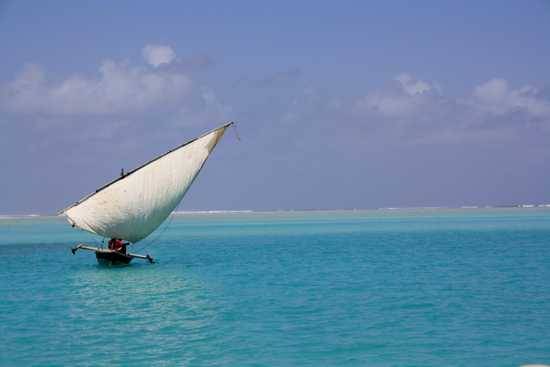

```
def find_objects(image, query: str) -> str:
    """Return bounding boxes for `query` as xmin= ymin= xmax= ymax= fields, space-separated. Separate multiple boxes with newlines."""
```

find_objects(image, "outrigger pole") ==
xmin=71 ymin=243 xmax=155 ymax=264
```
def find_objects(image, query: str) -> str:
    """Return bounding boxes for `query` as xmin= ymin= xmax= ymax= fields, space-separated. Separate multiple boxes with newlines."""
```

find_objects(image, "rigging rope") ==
xmin=131 ymin=211 xmax=176 ymax=253
xmin=232 ymin=123 xmax=241 ymax=142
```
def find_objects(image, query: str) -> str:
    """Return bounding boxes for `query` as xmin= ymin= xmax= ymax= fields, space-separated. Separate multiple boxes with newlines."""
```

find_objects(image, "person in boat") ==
xmin=108 ymin=238 xmax=128 ymax=254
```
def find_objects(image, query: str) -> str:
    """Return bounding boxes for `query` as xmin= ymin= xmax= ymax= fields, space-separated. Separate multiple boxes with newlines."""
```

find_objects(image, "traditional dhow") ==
xmin=59 ymin=123 xmax=234 ymax=265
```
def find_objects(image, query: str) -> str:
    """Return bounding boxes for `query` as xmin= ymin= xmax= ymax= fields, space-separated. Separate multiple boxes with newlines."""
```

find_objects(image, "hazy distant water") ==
xmin=1 ymin=209 xmax=549 ymax=366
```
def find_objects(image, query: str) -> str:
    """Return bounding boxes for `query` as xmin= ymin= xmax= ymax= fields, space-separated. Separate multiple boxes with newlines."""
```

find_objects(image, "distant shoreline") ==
xmin=2 ymin=204 xmax=550 ymax=219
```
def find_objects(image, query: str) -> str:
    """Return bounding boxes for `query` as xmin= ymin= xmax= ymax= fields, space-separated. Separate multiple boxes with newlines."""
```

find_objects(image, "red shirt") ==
xmin=113 ymin=239 xmax=123 ymax=251
xmin=109 ymin=239 xmax=123 ymax=251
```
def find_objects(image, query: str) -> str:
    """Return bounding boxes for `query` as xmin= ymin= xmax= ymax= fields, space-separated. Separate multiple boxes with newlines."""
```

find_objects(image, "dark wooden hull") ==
xmin=95 ymin=249 xmax=133 ymax=266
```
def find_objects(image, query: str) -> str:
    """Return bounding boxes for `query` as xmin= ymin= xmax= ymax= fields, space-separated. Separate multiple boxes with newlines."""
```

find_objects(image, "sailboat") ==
xmin=59 ymin=122 xmax=234 ymax=265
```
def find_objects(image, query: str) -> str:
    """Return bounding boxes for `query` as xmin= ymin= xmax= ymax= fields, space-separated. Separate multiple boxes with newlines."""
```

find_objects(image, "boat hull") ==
xmin=95 ymin=249 xmax=133 ymax=266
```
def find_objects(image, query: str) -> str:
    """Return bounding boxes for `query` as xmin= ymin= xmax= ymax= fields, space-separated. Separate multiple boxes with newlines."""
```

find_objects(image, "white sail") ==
xmin=61 ymin=123 xmax=231 ymax=243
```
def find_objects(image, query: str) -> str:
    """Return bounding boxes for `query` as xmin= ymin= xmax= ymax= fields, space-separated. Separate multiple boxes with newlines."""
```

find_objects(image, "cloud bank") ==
xmin=472 ymin=78 xmax=550 ymax=118
xmin=2 ymin=61 xmax=192 ymax=117
xmin=1 ymin=45 xmax=549 ymax=149
xmin=349 ymin=73 xmax=550 ymax=145
xmin=0 ymin=45 xmax=229 ymax=136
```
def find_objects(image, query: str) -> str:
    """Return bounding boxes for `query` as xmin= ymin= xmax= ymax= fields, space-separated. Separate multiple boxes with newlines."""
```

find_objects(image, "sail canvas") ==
xmin=61 ymin=124 xmax=231 ymax=243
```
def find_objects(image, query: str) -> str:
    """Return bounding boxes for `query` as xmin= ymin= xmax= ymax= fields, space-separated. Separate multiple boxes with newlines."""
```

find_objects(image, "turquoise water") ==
xmin=1 ymin=209 xmax=549 ymax=366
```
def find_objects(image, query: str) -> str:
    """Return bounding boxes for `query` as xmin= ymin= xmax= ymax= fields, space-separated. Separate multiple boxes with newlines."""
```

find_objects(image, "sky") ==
xmin=1 ymin=0 xmax=550 ymax=214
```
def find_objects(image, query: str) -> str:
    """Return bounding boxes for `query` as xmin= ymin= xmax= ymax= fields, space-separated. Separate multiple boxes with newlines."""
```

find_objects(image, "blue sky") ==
xmin=1 ymin=1 xmax=549 ymax=213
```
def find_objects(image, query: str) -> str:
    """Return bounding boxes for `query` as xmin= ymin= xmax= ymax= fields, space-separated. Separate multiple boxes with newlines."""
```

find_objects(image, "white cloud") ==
xmin=355 ymin=74 xmax=437 ymax=118
xmin=355 ymin=73 xmax=550 ymax=125
xmin=395 ymin=73 xmax=433 ymax=96
xmin=351 ymin=73 xmax=550 ymax=144
xmin=142 ymin=44 xmax=176 ymax=68
xmin=0 ymin=45 xmax=233 ymax=144
xmin=2 ymin=59 xmax=192 ymax=117
xmin=356 ymin=91 xmax=421 ymax=118
xmin=472 ymin=78 xmax=550 ymax=119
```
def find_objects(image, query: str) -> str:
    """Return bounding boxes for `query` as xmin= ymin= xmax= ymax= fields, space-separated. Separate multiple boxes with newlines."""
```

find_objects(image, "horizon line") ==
xmin=2 ymin=203 xmax=550 ymax=218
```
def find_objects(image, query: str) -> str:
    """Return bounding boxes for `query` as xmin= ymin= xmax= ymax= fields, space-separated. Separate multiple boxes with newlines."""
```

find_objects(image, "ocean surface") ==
xmin=1 ymin=208 xmax=549 ymax=366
